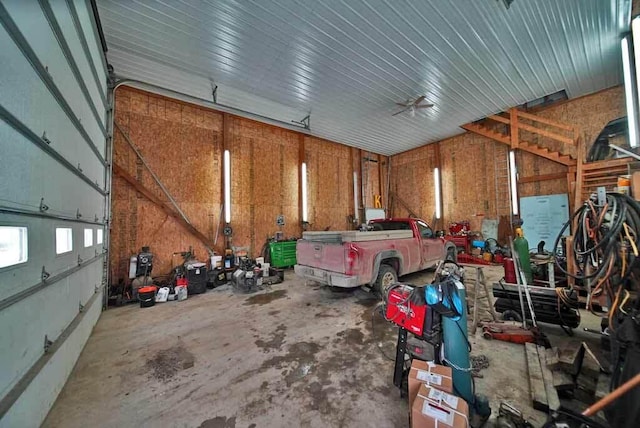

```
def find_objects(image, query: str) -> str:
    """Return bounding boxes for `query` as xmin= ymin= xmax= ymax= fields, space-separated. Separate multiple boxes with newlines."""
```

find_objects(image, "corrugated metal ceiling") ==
xmin=99 ymin=0 xmax=631 ymax=155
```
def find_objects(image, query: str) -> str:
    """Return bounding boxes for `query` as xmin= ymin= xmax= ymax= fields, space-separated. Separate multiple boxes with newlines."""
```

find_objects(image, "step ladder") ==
xmin=493 ymin=143 xmax=511 ymax=219
xmin=461 ymin=264 xmax=499 ymax=334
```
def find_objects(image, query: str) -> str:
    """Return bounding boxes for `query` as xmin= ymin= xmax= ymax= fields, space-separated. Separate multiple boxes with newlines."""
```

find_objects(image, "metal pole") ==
xmin=509 ymin=239 xmax=527 ymax=328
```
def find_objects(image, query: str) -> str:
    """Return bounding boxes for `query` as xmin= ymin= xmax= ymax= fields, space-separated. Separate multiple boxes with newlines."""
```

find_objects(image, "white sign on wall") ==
xmin=519 ymin=193 xmax=570 ymax=252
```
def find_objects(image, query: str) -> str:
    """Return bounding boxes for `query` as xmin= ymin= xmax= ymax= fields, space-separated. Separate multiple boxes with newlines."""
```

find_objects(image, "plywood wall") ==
xmin=110 ymin=87 xmax=380 ymax=282
xmin=390 ymin=86 xmax=625 ymax=232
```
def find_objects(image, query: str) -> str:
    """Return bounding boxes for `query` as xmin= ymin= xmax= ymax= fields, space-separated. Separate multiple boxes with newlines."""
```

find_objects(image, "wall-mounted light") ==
xmin=433 ymin=167 xmax=441 ymax=219
xmin=224 ymin=150 xmax=231 ymax=223
xmin=509 ymin=150 xmax=519 ymax=215
xmin=301 ymin=162 xmax=308 ymax=222
xmin=630 ymin=21 xmax=640 ymax=148
xmin=353 ymin=172 xmax=359 ymax=222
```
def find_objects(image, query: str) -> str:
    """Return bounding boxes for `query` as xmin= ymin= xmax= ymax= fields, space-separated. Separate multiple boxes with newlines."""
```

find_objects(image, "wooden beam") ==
xmin=461 ymin=123 xmax=511 ymax=145
xmin=489 ymin=114 xmax=511 ymax=125
xmin=377 ymin=153 xmax=383 ymax=199
xmin=517 ymin=110 xmax=575 ymax=132
xmin=509 ymin=108 xmax=519 ymax=149
xmin=518 ymin=122 xmax=575 ymax=146
xmin=518 ymin=172 xmax=567 ymax=183
xmin=526 ymin=342 xmax=549 ymax=411
xmin=113 ymin=163 xmax=216 ymax=251
xmin=539 ymin=345 xmax=561 ymax=411
xmin=574 ymin=138 xmax=586 ymax=215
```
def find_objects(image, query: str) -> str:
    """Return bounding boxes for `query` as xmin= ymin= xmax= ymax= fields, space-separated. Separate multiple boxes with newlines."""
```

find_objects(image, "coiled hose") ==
xmin=552 ymin=193 xmax=640 ymax=327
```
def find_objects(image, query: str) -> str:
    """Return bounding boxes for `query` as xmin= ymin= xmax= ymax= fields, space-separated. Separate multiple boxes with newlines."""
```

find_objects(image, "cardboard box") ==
xmin=408 ymin=360 xmax=453 ymax=408
xmin=411 ymin=384 xmax=469 ymax=428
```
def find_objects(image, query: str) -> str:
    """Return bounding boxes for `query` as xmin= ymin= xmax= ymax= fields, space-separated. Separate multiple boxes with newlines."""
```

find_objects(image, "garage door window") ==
xmin=56 ymin=228 xmax=73 ymax=254
xmin=96 ymin=228 xmax=103 ymax=245
xmin=84 ymin=228 xmax=93 ymax=247
xmin=0 ymin=226 xmax=28 ymax=268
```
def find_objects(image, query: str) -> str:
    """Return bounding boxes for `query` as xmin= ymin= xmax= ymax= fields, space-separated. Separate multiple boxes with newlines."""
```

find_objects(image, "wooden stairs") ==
xmin=461 ymin=108 xmax=578 ymax=167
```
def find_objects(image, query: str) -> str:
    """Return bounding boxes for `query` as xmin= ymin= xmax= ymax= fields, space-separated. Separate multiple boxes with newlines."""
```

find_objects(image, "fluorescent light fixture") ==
xmin=301 ymin=162 xmax=308 ymax=222
xmin=434 ymin=167 xmax=441 ymax=219
xmin=224 ymin=150 xmax=231 ymax=223
xmin=353 ymin=172 xmax=359 ymax=222
xmin=631 ymin=21 xmax=640 ymax=148
xmin=622 ymin=36 xmax=638 ymax=148
xmin=509 ymin=150 xmax=519 ymax=215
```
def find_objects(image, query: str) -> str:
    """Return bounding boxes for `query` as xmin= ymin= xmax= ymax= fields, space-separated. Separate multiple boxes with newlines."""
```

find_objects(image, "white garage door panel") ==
xmin=0 ymin=262 xmax=102 ymax=399
xmin=0 ymin=0 xmax=109 ymax=425
xmin=0 ymin=213 xmax=105 ymax=298
xmin=0 ymin=290 xmax=102 ymax=427
xmin=0 ymin=123 xmax=105 ymax=222
xmin=2 ymin=0 xmax=106 ymax=157
xmin=75 ymin=0 xmax=108 ymax=89
xmin=0 ymin=26 xmax=104 ymax=187
xmin=50 ymin=0 xmax=106 ymax=116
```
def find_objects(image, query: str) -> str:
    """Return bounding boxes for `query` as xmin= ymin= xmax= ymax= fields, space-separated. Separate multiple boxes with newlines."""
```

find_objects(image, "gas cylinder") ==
xmin=514 ymin=227 xmax=533 ymax=284
xmin=503 ymin=257 xmax=517 ymax=283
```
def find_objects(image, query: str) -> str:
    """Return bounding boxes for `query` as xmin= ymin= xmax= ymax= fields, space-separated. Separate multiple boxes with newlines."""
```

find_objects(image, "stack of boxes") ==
xmin=408 ymin=360 xmax=469 ymax=428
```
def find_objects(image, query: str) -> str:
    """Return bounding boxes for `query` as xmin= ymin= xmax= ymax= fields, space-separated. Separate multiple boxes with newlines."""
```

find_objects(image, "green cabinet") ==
xmin=269 ymin=241 xmax=297 ymax=268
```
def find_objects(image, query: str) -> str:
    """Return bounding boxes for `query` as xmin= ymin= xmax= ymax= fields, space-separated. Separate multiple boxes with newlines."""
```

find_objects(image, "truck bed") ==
xmin=301 ymin=230 xmax=413 ymax=243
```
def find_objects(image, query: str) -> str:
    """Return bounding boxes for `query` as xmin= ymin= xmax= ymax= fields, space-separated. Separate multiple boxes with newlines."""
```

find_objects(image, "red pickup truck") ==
xmin=294 ymin=218 xmax=457 ymax=290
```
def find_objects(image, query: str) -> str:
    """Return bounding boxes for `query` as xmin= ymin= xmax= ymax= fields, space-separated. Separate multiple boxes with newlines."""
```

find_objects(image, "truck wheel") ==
xmin=374 ymin=264 xmax=398 ymax=294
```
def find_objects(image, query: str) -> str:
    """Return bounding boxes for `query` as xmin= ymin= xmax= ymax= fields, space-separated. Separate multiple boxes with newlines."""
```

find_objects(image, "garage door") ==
xmin=0 ymin=1 xmax=110 ymax=426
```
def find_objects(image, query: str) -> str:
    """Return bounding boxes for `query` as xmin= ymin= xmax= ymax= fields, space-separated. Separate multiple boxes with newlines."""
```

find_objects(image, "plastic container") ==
xmin=210 ymin=255 xmax=223 ymax=268
xmin=138 ymin=286 xmax=158 ymax=308
xmin=175 ymin=285 xmax=188 ymax=301
xmin=155 ymin=287 xmax=170 ymax=302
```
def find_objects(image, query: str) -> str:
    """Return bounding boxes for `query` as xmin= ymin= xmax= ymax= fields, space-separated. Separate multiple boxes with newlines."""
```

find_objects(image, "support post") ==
xmin=510 ymin=108 xmax=519 ymax=149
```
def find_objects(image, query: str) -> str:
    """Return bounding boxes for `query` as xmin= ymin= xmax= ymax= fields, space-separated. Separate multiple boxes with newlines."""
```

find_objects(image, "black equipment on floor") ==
xmin=493 ymin=281 xmax=580 ymax=329
xmin=185 ymin=262 xmax=207 ymax=294
xmin=135 ymin=246 xmax=153 ymax=277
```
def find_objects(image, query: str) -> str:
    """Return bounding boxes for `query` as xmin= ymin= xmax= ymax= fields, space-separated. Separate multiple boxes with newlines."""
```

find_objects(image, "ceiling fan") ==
xmin=393 ymin=95 xmax=434 ymax=117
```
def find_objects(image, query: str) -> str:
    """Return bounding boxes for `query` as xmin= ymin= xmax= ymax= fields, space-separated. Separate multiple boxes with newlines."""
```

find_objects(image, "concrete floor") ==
xmin=43 ymin=266 xmax=605 ymax=428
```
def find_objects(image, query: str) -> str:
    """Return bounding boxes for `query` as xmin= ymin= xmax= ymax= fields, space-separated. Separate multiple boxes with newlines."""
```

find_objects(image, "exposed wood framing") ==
xmin=518 ymin=172 xmax=567 ymax=184
xmin=463 ymin=108 xmax=577 ymax=166
xmin=113 ymin=163 xmax=216 ymax=251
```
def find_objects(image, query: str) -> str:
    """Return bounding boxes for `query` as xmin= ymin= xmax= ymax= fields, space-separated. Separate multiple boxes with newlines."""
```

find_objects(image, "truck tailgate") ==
xmin=296 ymin=240 xmax=346 ymax=273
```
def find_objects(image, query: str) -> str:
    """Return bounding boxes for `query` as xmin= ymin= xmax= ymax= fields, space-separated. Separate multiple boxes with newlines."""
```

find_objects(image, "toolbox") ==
xmin=268 ymin=240 xmax=297 ymax=268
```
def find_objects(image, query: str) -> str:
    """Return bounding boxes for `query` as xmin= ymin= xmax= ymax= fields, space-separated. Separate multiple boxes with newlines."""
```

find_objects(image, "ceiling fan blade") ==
xmin=395 ymin=102 xmax=409 ymax=107
xmin=413 ymin=95 xmax=426 ymax=105
xmin=416 ymin=103 xmax=434 ymax=109
xmin=392 ymin=108 xmax=409 ymax=116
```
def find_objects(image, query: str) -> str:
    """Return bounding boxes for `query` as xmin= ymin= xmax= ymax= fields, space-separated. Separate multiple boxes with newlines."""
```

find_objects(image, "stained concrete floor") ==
xmin=44 ymin=266 xmax=605 ymax=428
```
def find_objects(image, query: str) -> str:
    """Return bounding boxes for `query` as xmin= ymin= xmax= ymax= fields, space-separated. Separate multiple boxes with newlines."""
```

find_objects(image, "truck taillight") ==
xmin=345 ymin=245 xmax=358 ymax=276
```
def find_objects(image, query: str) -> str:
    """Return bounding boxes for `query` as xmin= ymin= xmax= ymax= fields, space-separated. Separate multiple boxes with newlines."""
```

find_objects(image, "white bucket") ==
xmin=210 ymin=255 xmax=223 ymax=268
xmin=262 ymin=262 xmax=270 ymax=276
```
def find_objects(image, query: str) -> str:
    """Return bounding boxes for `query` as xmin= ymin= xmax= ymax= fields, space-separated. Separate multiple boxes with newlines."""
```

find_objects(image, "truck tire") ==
xmin=374 ymin=264 xmax=398 ymax=294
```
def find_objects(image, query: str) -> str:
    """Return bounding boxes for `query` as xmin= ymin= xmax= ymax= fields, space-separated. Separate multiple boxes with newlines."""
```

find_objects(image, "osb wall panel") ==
xmin=227 ymin=116 xmax=301 ymax=255
xmin=305 ymin=136 xmax=353 ymax=231
xmin=111 ymin=87 xmax=222 ymax=281
xmin=389 ymin=86 xmax=625 ymax=231
xmin=111 ymin=87 xmax=377 ymax=282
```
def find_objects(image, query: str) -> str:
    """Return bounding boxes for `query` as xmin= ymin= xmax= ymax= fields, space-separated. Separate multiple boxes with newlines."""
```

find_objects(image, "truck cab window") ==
xmin=416 ymin=221 xmax=433 ymax=239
